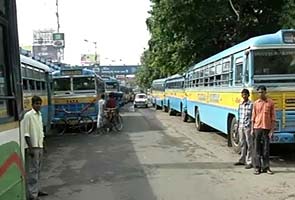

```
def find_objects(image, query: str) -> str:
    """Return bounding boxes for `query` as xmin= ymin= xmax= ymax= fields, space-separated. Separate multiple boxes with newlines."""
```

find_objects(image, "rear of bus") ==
xmin=151 ymin=78 xmax=166 ymax=110
xmin=164 ymin=75 xmax=186 ymax=115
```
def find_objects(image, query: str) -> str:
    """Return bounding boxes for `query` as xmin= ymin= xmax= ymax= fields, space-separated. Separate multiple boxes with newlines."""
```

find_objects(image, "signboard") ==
xmin=33 ymin=45 xmax=58 ymax=62
xmin=52 ymin=33 xmax=65 ymax=48
xmin=81 ymin=54 xmax=98 ymax=65
xmin=61 ymin=69 xmax=82 ymax=76
xmin=53 ymin=33 xmax=64 ymax=40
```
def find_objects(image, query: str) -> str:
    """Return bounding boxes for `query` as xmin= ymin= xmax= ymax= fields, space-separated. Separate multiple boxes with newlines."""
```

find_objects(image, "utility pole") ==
xmin=56 ymin=0 xmax=60 ymax=32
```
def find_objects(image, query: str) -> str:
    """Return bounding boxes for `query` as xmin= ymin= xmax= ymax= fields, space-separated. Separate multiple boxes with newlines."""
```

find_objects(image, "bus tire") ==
xmin=181 ymin=111 xmax=188 ymax=122
xmin=195 ymin=110 xmax=206 ymax=131
xmin=162 ymin=105 xmax=168 ymax=112
xmin=156 ymin=104 xmax=161 ymax=110
xmin=229 ymin=117 xmax=241 ymax=153
xmin=168 ymin=105 xmax=174 ymax=116
xmin=79 ymin=116 xmax=94 ymax=134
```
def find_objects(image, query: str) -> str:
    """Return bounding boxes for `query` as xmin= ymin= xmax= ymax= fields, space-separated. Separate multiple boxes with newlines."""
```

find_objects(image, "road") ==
xmin=41 ymin=104 xmax=295 ymax=200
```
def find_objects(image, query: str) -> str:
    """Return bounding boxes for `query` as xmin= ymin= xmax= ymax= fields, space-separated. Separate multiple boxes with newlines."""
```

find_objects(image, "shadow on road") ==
xmin=41 ymin=109 xmax=162 ymax=200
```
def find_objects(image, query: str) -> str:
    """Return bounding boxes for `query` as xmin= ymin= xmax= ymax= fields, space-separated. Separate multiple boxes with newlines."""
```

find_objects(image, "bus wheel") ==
xmin=156 ymin=104 xmax=161 ymax=110
xmin=181 ymin=111 xmax=188 ymax=122
xmin=168 ymin=105 xmax=174 ymax=116
xmin=162 ymin=105 xmax=167 ymax=112
xmin=229 ymin=117 xmax=241 ymax=153
xmin=195 ymin=110 xmax=206 ymax=131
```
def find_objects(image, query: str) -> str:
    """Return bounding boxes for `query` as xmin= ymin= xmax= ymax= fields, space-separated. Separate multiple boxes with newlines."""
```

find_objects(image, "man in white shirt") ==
xmin=24 ymin=96 xmax=47 ymax=200
xmin=97 ymin=94 xmax=106 ymax=132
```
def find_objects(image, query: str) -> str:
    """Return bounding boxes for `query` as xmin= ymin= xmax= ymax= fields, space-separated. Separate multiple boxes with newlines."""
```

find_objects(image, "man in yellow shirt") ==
xmin=24 ymin=96 xmax=48 ymax=200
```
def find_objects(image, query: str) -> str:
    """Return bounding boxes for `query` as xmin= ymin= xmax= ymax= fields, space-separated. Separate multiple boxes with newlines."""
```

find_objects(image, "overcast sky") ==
xmin=16 ymin=0 xmax=151 ymax=65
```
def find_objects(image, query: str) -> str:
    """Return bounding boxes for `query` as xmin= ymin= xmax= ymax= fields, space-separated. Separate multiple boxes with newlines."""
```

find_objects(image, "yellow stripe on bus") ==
xmin=186 ymin=90 xmax=295 ymax=110
xmin=23 ymin=96 xmax=48 ymax=111
xmin=0 ymin=121 xmax=19 ymax=132
xmin=52 ymin=97 xmax=97 ymax=104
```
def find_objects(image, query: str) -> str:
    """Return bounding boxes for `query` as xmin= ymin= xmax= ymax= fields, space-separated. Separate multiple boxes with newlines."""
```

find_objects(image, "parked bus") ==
xmin=119 ymin=85 xmax=133 ymax=103
xmin=52 ymin=68 xmax=105 ymax=131
xmin=101 ymin=76 xmax=124 ymax=107
xmin=163 ymin=74 xmax=188 ymax=121
xmin=21 ymin=55 xmax=53 ymax=135
xmin=184 ymin=29 xmax=295 ymax=152
xmin=0 ymin=0 xmax=26 ymax=199
xmin=151 ymin=78 xmax=167 ymax=110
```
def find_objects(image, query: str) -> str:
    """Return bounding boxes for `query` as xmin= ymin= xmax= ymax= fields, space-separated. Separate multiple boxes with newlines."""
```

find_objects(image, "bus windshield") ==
xmin=254 ymin=49 xmax=295 ymax=76
xmin=105 ymin=82 xmax=119 ymax=90
xmin=54 ymin=78 xmax=71 ymax=91
xmin=73 ymin=77 xmax=95 ymax=90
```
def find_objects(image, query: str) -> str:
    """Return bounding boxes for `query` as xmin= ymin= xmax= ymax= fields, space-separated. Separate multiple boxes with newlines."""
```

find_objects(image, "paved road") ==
xmin=41 ymin=104 xmax=295 ymax=200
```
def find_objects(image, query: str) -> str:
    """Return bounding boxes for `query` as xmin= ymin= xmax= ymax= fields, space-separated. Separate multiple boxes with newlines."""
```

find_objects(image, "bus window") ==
xmin=36 ymin=81 xmax=41 ymax=91
xmin=23 ymin=79 xmax=29 ymax=91
xmin=235 ymin=62 xmax=243 ymax=85
xmin=53 ymin=78 xmax=71 ymax=91
xmin=29 ymin=80 xmax=35 ymax=91
xmin=73 ymin=77 xmax=95 ymax=90
xmin=41 ymin=81 xmax=46 ymax=91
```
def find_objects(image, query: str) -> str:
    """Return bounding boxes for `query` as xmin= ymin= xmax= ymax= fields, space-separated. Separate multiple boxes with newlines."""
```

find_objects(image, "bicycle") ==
xmin=54 ymin=106 xmax=95 ymax=135
xmin=97 ymin=108 xmax=123 ymax=134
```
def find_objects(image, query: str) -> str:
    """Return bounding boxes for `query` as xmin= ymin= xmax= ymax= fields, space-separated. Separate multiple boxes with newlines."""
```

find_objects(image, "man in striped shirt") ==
xmin=234 ymin=89 xmax=253 ymax=169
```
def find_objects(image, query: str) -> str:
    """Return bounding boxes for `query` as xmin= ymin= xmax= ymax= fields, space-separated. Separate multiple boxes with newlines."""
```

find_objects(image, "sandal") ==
xmin=254 ymin=169 xmax=260 ymax=175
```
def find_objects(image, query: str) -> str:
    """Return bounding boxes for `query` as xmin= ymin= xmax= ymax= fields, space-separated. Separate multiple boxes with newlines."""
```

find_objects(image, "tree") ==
xmin=137 ymin=0 xmax=294 ymax=88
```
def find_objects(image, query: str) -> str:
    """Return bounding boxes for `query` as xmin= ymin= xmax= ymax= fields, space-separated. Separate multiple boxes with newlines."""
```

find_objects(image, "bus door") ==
xmin=233 ymin=53 xmax=244 ymax=86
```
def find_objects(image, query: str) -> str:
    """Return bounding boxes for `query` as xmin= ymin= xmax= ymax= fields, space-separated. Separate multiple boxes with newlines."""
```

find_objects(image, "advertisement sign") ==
xmin=81 ymin=54 xmax=98 ymax=65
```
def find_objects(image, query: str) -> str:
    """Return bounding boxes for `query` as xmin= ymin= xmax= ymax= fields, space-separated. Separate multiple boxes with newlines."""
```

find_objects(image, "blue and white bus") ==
xmin=151 ymin=78 xmax=167 ymax=110
xmin=163 ymin=74 xmax=187 ymax=120
xmin=21 ymin=55 xmax=53 ymax=135
xmin=101 ymin=76 xmax=125 ymax=107
xmin=184 ymin=29 xmax=295 ymax=151
xmin=52 ymin=68 xmax=105 ymax=128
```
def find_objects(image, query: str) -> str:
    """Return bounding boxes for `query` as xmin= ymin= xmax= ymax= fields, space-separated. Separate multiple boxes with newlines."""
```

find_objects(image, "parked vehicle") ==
xmin=134 ymin=93 xmax=149 ymax=108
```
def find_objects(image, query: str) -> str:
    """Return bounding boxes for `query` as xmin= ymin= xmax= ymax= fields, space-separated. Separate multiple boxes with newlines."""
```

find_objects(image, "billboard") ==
xmin=33 ymin=45 xmax=58 ymax=62
xmin=80 ymin=54 xmax=99 ymax=65
xmin=52 ymin=33 xmax=65 ymax=48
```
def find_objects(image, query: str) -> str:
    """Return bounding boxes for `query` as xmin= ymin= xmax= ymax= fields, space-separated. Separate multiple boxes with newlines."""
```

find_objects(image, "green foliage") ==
xmin=137 ymin=0 xmax=295 ymax=89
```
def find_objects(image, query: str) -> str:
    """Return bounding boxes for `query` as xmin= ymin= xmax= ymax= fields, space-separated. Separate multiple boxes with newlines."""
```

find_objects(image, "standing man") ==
xmin=24 ymin=96 xmax=48 ymax=200
xmin=234 ymin=89 xmax=253 ymax=169
xmin=252 ymin=85 xmax=276 ymax=175
xmin=97 ymin=93 xmax=106 ymax=131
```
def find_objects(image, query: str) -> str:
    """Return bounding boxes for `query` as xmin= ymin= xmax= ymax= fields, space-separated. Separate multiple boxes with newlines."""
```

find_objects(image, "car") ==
xmin=134 ymin=93 xmax=148 ymax=108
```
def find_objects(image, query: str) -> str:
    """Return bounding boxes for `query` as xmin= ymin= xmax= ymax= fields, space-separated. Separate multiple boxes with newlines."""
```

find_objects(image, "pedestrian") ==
xmin=234 ymin=89 xmax=253 ymax=169
xmin=97 ymin=93 xmax=106 ymax=131
xmin=252 ymin=85 xmax=276 ymax=175
xmin=24 ymin=96 xmax=48 ymax=200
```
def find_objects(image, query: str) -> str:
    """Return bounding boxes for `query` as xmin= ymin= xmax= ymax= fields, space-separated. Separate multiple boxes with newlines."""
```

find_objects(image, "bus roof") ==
xmin=152 ymin=78 xmax=167 ymax=84
xmin=190 ymin=29 xmax=295 ymax=71
xmin=20 ymin=55 xmax=52 ymax=72
xmin=166 ymin=74 xmax=184 ymax=82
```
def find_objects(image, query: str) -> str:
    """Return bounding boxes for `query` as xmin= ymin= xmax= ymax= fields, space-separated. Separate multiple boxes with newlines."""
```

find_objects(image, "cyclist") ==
xmin=103 ymin=93 xmax=116 ymax=131
xmin=106 ymin=92 xmax=117 ymax=109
